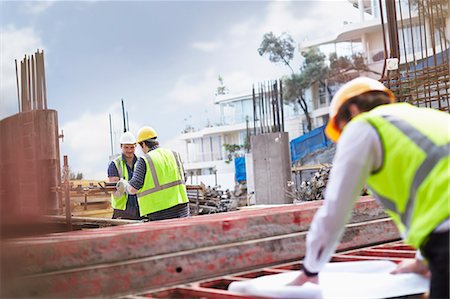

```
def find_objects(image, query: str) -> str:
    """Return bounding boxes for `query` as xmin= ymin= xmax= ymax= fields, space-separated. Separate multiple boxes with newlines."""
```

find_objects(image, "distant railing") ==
xmin=290 ymin=125 xmax=332 ymax=164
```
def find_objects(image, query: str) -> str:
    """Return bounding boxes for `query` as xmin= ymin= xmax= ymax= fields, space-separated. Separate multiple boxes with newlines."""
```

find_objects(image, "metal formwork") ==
xmin=141 ymin=241 xmax=416 ymax=299
xmin=1 ymin=197 xmax=401 ymax=298
xmin=0 ymin=50 xmax=61 ymax=238
xmin=0 ymin=110 xmax=61 ymax=236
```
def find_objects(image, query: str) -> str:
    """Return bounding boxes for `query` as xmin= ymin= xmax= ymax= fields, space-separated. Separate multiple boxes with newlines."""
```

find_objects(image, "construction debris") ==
xmin=289 ymin=165 xmax=368 ymax=203
xmin=288 ymin=165 xmax=331 ymax=202
xmin=187 ymin=184 xmax=247 ymax=215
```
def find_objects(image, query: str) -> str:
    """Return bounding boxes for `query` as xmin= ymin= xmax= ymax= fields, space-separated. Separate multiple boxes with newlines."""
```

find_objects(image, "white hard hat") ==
xmin=119 ymin=131 xmax=136 ymax=144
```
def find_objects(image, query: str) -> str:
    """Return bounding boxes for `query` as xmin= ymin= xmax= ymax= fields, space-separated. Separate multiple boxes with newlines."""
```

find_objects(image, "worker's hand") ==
xmin=390 ymin=258 xmax=430 ymax=278
xmin=286 ymin=271 xmax=319 ymax=286
xmin=115 ymin=179 xmax=130 ymax=197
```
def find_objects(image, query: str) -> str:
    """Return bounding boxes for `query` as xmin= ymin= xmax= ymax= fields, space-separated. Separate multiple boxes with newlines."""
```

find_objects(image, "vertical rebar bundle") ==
xmin=15 ymin=49 xmax=48 ymax=113
xmin=252 ymin=80 xmax=285 ymax=135
xmin=380 ymin=0 xmax=449 ymax=111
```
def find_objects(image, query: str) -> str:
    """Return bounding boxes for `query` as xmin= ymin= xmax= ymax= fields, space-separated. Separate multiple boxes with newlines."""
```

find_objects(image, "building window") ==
xmin=398 ymin=24 xmax=425 ymax=56
xmin=319 ymin=83 xmax=327 ymax=106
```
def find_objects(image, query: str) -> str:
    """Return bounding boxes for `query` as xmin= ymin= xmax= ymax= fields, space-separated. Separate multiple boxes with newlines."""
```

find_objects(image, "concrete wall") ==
xmin=251 ymin=132 xmax=292 ymax=205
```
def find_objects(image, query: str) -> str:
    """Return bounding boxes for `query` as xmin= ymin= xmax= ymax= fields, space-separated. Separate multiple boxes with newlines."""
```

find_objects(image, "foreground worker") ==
xmin=108 ymin=131 xmax=141 ymax=220
xmin=289 ymin=77 xmax=449 ymax=299
xmin=116 ymin=126 xmax=190 ymax=221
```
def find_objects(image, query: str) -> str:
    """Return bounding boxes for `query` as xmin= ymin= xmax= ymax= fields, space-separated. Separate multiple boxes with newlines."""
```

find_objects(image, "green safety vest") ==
xmin=351 ymin=103 xmax=450 ymax=248
xmin=111 ymin=156 xmax=134 ymax=210
xmin=137 ymin=148 xmax=188 ymax=216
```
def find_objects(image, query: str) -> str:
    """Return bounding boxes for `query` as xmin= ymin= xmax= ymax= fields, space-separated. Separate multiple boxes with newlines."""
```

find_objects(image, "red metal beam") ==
xmin=1 ymin=197 xmax=399 ymax=298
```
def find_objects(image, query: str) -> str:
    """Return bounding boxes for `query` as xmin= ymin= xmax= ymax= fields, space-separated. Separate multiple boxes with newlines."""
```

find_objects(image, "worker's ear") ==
xmin=348 ymin=104 xmax=361 ymax=118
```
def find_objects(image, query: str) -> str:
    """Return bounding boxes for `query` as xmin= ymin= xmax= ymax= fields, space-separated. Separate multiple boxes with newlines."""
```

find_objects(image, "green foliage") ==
xmin=69 ymin=171 xmax=83 ymax=180
xmin=258 ymin=32 xmax=373 ymax=133
xmin=223 ymin=143 xmax=242 ymax=164
xmin=328 ymin=52 xmax=375 ymax=83
xmin=216 ymin=75 xmax=228 ymax=96
xmin=258 ymin=32 xmax=296 ymax=73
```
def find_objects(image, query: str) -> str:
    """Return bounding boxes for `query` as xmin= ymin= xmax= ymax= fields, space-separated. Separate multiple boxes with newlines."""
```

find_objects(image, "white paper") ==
xmin=228 ymin=261 xmax=429 ymax=299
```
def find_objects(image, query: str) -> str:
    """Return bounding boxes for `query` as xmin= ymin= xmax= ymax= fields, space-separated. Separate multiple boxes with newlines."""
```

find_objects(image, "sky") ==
xmin=0 ymin=0 xmax=360 ymax=179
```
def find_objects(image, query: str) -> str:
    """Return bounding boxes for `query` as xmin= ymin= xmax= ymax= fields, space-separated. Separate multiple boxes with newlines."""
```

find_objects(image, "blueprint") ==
xmin=228 ymin=260 xmax=430 ymax=299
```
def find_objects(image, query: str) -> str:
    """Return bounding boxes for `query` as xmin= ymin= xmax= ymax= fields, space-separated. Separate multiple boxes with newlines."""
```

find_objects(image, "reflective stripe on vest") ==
xmin=111 ymin=157 xmax=129 ymax=210
xmin=137 ymin=148 xmax=188 ymax=216
xmin=354 ymin=103 xmax=450 ymax=247
xmin=368 ymin=115 xmax=450 ymax=235
xmin=138 ymin=151 xmax=184 ymax=197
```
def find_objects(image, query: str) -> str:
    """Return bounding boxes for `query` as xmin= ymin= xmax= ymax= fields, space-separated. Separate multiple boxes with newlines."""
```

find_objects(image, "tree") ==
xmin=259 ymin=33 xmax=373 ymax=132
xmin=223 ymin=143 xmax=242 ymax=163
xmin=69 ymin=171 xmax=83 ymax=180
xmin=216 ymin=75 xmax=228 ymax=96
xmin=327 ymin=52 xmax=379 ymax=84
xmin=283 ymin=73 xmax=313 ymax=132
xmin=299 ymin=47 xmax=331 ymax=101
xmin=258 ymin=32 xmax=313 ymax=131
xmin=258 ymin=32 xmax=296 ymax=73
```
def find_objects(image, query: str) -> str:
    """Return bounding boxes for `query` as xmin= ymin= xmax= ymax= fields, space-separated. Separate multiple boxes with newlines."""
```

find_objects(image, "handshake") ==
xmin=114 ymin=179 xmax=131 ymax=197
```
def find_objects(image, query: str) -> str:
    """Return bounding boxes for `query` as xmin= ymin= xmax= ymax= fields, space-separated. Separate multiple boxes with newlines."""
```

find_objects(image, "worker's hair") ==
xmin=335 ymin=91 xmax=392 ymax=125
xmin=142 ymin=138 xmax=159 ymax=149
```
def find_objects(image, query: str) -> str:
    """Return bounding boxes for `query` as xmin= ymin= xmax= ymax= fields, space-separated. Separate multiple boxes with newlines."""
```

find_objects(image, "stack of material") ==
xmin=187 ymin=185 xmax=239 ymax=215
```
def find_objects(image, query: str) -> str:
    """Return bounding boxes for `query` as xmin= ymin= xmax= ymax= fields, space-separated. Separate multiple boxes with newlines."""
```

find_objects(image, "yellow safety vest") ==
xmin=137 ymin=148 xmax=188 ymax=216
xmin=352 ymin=103 xmax=450 ymax=248
xmin=111 ymin=156 xmax=133 ymax=210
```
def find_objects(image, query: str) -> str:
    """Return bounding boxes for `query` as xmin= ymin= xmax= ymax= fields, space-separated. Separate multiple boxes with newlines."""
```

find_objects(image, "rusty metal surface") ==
xmin=1 ymin=197 xmax=400 ymax=298
xmin=0 ymin=110 xmax=61 ymax=237
xmin=2 ymin=197 xmax=382 ymax=275
xmin=142 ymin=241 xmax=416 ymax=299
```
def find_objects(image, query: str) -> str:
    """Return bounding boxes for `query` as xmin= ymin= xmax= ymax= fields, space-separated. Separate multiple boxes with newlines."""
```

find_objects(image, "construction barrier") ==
xmin=290 ymin=125 xmax=332 ymax=163
xmin=234 ymin=157 xmax=246 ymax=183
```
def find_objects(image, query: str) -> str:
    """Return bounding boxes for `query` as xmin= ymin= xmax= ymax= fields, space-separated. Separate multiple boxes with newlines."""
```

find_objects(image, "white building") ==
xmin=172 ymin=91 xmax=302 ymax=190
xmin=172 ymin=0 xmax=449 ymax=190
xmin=301 ymin=0 xmax=449 ymax=125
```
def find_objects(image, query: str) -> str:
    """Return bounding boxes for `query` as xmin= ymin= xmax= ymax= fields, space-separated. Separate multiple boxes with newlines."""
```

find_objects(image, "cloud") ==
xmin=228 ymin=1 xmax=360 ymax=51
xmin=22 ymin=2 xmax=55 ymax=14
xmin=169 ymin=68 xmax=218 ymax=105
xmin=60 ymin=103 xmax=140 ymax=180
xmin=0 ymin=25 xmax=44 ymax=119
xmin=191 ymin=41 xmax=222 ymax=52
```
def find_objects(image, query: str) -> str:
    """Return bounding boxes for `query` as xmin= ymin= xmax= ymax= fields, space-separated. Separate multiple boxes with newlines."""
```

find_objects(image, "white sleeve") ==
xmin=303 ymin=121 xmax=382 ymax=274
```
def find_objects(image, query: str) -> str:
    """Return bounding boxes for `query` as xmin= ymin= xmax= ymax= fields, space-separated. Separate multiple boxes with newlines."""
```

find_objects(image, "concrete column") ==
xmin=250 ymin=132 xmax=292 ymax=205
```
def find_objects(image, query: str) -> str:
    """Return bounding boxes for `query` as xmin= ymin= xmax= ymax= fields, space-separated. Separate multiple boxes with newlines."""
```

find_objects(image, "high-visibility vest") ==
xmin=137 ymin=148 xmax=188 ymax=216
xmin=351 ymin=103 xmax=450 ymax=248
xmin=111 ymin=156 xmax=134 ymax=210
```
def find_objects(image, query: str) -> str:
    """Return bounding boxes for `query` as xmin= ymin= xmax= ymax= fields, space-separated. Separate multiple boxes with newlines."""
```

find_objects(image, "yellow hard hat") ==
xmin=325 ymin=77 xmax=395 ymax=142
xmin=136 ymin=126 xmax=158 ymax=143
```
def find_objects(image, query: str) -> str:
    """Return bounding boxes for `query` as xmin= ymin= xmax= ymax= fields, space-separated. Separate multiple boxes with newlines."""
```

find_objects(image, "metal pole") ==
xmin=121 ymin=98 xmax=127 ymax=133
xmin=41 ymin=50 xmax=48 ymax=109
xmin=27 ymin=56 xmax=31 ymax=111
xmin=63 ymin=155 xmax=72 ymax=231
xmin=252 ymin=86 xmax=256 ymax=135
xmin=126 ymin=111 xmax=130 ymax=132
xmin=15 ymin=59 xmax=21 ymax=112
xmin=279 ymin=80 xmax=285 ymax=132
xmin=109 ymin=114 xmax=114 ymax=156
xmin=31 ymin=55 xmax=36 ymax=110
